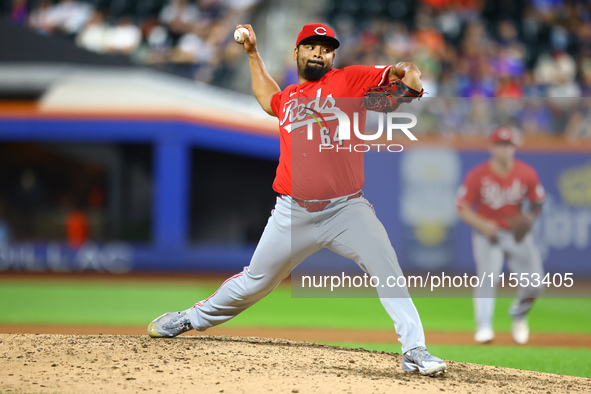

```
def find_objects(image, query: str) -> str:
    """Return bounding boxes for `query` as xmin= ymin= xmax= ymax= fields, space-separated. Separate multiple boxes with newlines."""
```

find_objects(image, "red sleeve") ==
xmin=270 ymin=90 xmax=283 ymax=118
xmin=344 ymin=65 xmax=392 ymax=95
xmin=456 ymin=169 xmax=480 ymax=210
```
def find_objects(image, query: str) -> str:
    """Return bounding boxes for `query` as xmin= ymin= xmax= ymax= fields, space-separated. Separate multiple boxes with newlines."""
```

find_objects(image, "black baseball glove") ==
xmin=363 ymin=79 xmax=424 ymax=112
xmin=506 ymin=213 xmax=533 ymax=242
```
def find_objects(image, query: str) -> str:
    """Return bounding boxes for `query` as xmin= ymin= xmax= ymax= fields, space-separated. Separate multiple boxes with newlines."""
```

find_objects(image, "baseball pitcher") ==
xmin=148 ymin=23 xmax=447 ymax=376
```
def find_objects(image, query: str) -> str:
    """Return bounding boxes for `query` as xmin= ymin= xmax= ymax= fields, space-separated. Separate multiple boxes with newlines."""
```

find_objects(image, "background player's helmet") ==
xmin=296 ymin=23 xmax=340 ymax=49
xmin=489 ymin=126 xmax=518 ymax=145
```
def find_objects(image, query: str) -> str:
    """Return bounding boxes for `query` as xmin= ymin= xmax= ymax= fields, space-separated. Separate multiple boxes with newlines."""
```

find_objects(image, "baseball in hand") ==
xmin=234 ymin=27 xmax=249 ymax=43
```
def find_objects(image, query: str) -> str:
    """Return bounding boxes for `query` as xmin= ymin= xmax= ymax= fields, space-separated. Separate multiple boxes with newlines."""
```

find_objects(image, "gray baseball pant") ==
xmin=472 ymin=230 xmax=544 ymax=331
xmin=188 ymin=194 xmax=426 ymax=353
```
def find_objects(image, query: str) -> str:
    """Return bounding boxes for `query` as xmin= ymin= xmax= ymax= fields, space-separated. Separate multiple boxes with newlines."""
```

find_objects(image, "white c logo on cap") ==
xmin=314 ymin=27 xmax=327 ymax=35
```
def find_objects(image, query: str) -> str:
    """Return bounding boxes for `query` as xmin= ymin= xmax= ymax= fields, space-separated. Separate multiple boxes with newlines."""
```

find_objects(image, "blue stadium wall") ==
xmin=0 ymin=116 xmax=589 ymax=277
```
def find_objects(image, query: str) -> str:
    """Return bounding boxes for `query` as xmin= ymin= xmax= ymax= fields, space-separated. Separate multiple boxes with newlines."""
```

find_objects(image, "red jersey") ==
xmin=456 ymin=159 xmax=545 ymax=229
xmin=270 ymin=65 xmax=391 ymax=200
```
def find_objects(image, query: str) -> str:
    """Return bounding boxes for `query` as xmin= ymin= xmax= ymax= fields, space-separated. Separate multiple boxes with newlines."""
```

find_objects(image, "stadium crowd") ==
xmin=3 ymin=0 xmax=591 ymax=137
xmin=7 ymin=0 xmax=260 ymax=85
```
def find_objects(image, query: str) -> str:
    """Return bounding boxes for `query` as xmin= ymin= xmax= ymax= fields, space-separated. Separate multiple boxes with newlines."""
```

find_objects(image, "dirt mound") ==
xmin=3 ymin=324 xmax=590 ymax=348
xmin=0 ymin=334 xmax=588 ymax=393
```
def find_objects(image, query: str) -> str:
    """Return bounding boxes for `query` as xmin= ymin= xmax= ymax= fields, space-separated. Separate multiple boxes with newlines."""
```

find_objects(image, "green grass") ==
xmin=328 ymin=342 xmax=591 ymax=378
xmin=0 ymin=280 xmax=590 ymax=334
xmin=0 ymin=281 xmax=214 ymax=326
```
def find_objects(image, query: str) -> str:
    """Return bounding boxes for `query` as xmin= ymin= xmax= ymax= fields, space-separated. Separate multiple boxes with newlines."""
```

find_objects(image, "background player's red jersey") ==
xmin=270 ymin=65 xmax=391 ymax=200
xmin=456 ymin=159 xmax=545 ymax=229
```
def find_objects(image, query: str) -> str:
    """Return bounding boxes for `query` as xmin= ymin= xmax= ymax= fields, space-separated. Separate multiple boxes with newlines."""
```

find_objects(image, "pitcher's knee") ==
xmin=242 ymin=269 xmax=282 ymax=296
xmin=358 ymin=242 xmax=397 ymax=264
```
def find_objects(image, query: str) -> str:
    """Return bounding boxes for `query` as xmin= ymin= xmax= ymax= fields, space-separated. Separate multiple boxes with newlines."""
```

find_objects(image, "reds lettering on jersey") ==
xmin=270 ymin=65 xmax=391 ymax=200
xmin=456 ymin=160 xmax=545 ymax=229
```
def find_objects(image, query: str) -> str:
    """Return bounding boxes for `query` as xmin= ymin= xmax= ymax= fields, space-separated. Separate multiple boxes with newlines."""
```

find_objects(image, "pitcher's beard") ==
xmin=301 ymin=62 xmax=330 ymax=81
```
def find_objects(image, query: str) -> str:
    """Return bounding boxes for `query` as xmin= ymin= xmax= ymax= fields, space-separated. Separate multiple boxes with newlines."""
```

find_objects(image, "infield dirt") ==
xmin=1 ymin=334 xmax=589 ymax=394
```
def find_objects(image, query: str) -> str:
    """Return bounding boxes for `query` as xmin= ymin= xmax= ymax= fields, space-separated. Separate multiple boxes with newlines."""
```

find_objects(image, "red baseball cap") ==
xmin=489 ymin=126 xmax=517 ymax=144
xmin=296 ymin=23 xmax=340 ymax=49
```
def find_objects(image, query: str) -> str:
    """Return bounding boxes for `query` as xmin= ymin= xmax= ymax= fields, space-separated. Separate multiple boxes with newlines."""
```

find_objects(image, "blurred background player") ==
xmin=456 ymin=126 xmax=546 ymax=345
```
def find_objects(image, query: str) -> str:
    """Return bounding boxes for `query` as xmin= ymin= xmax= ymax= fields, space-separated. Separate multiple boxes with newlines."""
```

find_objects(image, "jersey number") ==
xmin=320 ymin=126 xmax=344 ymax=147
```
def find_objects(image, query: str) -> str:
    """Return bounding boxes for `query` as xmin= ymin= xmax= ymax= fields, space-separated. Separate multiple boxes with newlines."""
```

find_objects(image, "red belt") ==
xmin=288 ymin=191 xmax=362 ymax=212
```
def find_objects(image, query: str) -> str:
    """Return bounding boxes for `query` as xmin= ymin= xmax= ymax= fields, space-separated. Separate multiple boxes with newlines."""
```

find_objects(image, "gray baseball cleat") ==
xmin=148 ymin=310 xmax=193 ymax=338
xmin=402 ymin=346 xmax=448 ymax=376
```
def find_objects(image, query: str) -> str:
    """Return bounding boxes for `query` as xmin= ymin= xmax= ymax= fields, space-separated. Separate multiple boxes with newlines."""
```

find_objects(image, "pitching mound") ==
xmin=0 ymin=334 xmax=588 ymax=393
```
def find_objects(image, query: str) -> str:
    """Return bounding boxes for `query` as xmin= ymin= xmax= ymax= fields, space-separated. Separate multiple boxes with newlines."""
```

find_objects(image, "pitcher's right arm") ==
xmin=236 ymin=24 xmax=281 ymax=117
